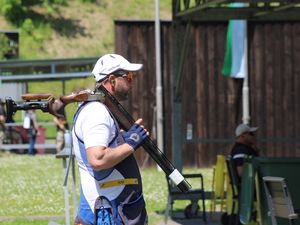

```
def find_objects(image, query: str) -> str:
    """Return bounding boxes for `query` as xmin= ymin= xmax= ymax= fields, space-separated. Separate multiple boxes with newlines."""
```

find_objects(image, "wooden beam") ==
xmin=175 ymin=7 xmax=300 ymax=21
xmin=174 ymin=0 xmax=300 ymax=21
xmin=254 ymin=3 xmax=300 ymax=17
xmin=196 ymin=0 xmax=229 ymax=10
xmin=175 ymin=0 xmax=229 ymax=17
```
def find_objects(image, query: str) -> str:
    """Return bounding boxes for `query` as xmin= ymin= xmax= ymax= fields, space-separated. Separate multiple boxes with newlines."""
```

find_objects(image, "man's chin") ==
xmin=115 ymin=94 xmax=128 ymax=101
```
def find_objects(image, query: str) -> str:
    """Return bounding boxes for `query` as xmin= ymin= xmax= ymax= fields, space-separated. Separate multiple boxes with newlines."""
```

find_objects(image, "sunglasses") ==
xmin=113 ymin=70 xmax=134 ymax=82
xmin=248 ymin=132 xmax=255 ymax=136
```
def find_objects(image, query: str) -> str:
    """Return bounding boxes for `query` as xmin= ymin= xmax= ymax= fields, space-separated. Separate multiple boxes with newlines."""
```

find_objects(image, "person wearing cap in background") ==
xmin=230 ymin=123 xmax=259 ymax=183
xmin=72 ymin=54 xmax=148 ymax=225
xmin=226 ymin=124 xmax=259 ymax=225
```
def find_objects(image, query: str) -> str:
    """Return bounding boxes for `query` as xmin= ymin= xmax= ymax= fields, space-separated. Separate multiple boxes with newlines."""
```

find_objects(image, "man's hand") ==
xmin=122 ymin=119 xmax=148 ymax=150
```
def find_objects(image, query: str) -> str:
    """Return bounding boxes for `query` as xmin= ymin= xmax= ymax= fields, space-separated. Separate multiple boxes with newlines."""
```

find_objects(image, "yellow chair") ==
xmin=210 ymin=155 xmax=227 ymax=220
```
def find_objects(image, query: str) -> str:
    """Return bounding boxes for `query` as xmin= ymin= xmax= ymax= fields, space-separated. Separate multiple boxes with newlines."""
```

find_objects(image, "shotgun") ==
xmin=5 ymin=86 xmax=191 ymax=192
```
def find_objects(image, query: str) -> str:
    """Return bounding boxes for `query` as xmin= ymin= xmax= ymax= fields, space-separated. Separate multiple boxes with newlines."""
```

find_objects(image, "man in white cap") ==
xmin=227 ymin=124 xmax=259 ymax=225
xmin=72 ymin=54 xmax=148 ymax=225
xmin=231 ymin=123 xmax=259 ymax=180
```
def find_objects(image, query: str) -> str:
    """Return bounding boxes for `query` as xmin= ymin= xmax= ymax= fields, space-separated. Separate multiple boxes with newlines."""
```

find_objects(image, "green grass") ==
xmin=0 ymin=153 xmax=213 ymax=225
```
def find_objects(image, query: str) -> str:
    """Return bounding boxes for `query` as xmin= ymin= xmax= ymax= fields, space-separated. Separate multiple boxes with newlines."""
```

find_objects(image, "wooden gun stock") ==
xmin=60 ymin=91 xmax=90 ymax=104
xmin=6 ymin=91 xmax=101 ymax=119
xmin=21 ymin=93 xmax=53 ymax=101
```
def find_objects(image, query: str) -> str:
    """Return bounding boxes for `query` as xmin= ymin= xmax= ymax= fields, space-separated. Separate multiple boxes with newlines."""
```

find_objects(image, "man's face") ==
xmin=241 ymin=131 xmax=256 ymax=146
xmin=112 ymin=71 xmax=134 ymax=101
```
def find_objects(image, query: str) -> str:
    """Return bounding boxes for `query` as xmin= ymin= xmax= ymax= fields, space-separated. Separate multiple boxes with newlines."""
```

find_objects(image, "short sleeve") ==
xmin=75 ymin=102 xmax=116 ymax=149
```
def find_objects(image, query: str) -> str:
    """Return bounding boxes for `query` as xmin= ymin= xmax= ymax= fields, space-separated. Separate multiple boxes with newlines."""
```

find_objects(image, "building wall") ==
xmin=115 ymin=20 xmax=300 ymax=167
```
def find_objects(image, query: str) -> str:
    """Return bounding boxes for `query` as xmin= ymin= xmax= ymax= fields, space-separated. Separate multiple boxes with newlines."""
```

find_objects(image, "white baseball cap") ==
xmin=92 ymin=54 xmax=143 ymax=82
xmin=235 ymin=123 xmax=258 ymax=137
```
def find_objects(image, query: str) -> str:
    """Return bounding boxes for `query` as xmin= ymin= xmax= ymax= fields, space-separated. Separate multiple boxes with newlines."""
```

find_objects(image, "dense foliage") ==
xmin=0 ymin=0 xmax=67 ymax=25
xmin=0 ymin=33 xmax=13 ymax=59
xmin=0 ymin=0 xmax=171 ymax=132
xmin=0 ymin=0 xmax=171 ymax=59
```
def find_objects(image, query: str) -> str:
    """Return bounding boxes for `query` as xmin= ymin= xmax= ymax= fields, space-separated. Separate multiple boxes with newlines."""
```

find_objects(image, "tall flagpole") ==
xmin=155 ymin=0 xmax=164 ymax=165
xmin=242 ymin=21 xmax=250 ymax=124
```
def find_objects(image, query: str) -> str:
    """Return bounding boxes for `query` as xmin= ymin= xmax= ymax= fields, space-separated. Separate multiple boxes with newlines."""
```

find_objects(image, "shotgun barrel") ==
xmin=97 ymin=85 xmax=191 ymax=192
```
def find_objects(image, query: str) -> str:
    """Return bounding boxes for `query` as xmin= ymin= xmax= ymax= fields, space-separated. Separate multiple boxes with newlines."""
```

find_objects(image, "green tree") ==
xmin=0 ymin=33 xmax=13 ymax=59
xmin=0 ymin=0 xmax=67 ymax=25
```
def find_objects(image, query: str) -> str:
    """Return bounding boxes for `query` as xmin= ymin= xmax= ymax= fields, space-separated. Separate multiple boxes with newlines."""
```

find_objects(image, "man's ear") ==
xmin=108 ymin=75 xmax=116 ymax=86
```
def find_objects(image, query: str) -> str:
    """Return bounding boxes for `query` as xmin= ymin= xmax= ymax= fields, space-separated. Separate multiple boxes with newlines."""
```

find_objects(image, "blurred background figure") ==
xmin=228 ymin=123 xmax=259 ymax=225
xmin=231 ymin=123 xmax=259 ymax=180
xmin=23 ymin=109 xmax=39 ymax=155
xmin=53 ymin=108 xmax=68 ymax=153
xmin=0 ymin=99 xmax=6 ymax=146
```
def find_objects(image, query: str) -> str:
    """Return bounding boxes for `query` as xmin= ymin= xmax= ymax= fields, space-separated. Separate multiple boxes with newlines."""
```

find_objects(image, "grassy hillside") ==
xmin=0 ymin=0 xmax=171 ymax=59
xmin=0 ymin=0 xmax=171 ymax=137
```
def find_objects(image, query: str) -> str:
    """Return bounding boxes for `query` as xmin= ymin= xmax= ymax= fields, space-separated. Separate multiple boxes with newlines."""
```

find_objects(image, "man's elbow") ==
xmin=86 ymin=146 xmax=112 ymax=171
xmin=89 ymin=159 xmax=110 ymax=171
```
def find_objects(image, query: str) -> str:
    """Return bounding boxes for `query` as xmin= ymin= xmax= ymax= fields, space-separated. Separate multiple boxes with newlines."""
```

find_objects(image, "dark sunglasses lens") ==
xmin=249 ymin=132 xmax=254 ymax=136
xmin=114 ymin=70 xmax=126 ymax=76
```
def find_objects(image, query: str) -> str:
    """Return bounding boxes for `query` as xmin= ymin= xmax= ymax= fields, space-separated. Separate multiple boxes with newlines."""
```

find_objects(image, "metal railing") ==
xmin=0 ymin=57 xmax=98 ymax=82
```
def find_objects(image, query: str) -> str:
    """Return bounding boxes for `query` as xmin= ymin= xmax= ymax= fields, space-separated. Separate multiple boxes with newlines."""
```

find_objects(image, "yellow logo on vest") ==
xmin=99 ymin=178 xmax=138 ymax=188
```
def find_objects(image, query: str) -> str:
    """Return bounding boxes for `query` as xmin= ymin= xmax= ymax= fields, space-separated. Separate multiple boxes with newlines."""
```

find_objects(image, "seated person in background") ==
xmin=231 ymin=123 xmax=259 ymax=184
xmin=227 ymin=123 xmax=259 ymax=225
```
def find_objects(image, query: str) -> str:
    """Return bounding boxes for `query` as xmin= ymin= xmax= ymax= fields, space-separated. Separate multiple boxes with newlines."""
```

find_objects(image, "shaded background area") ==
xmin=115 ymin=20 xmax=300 ymax=167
